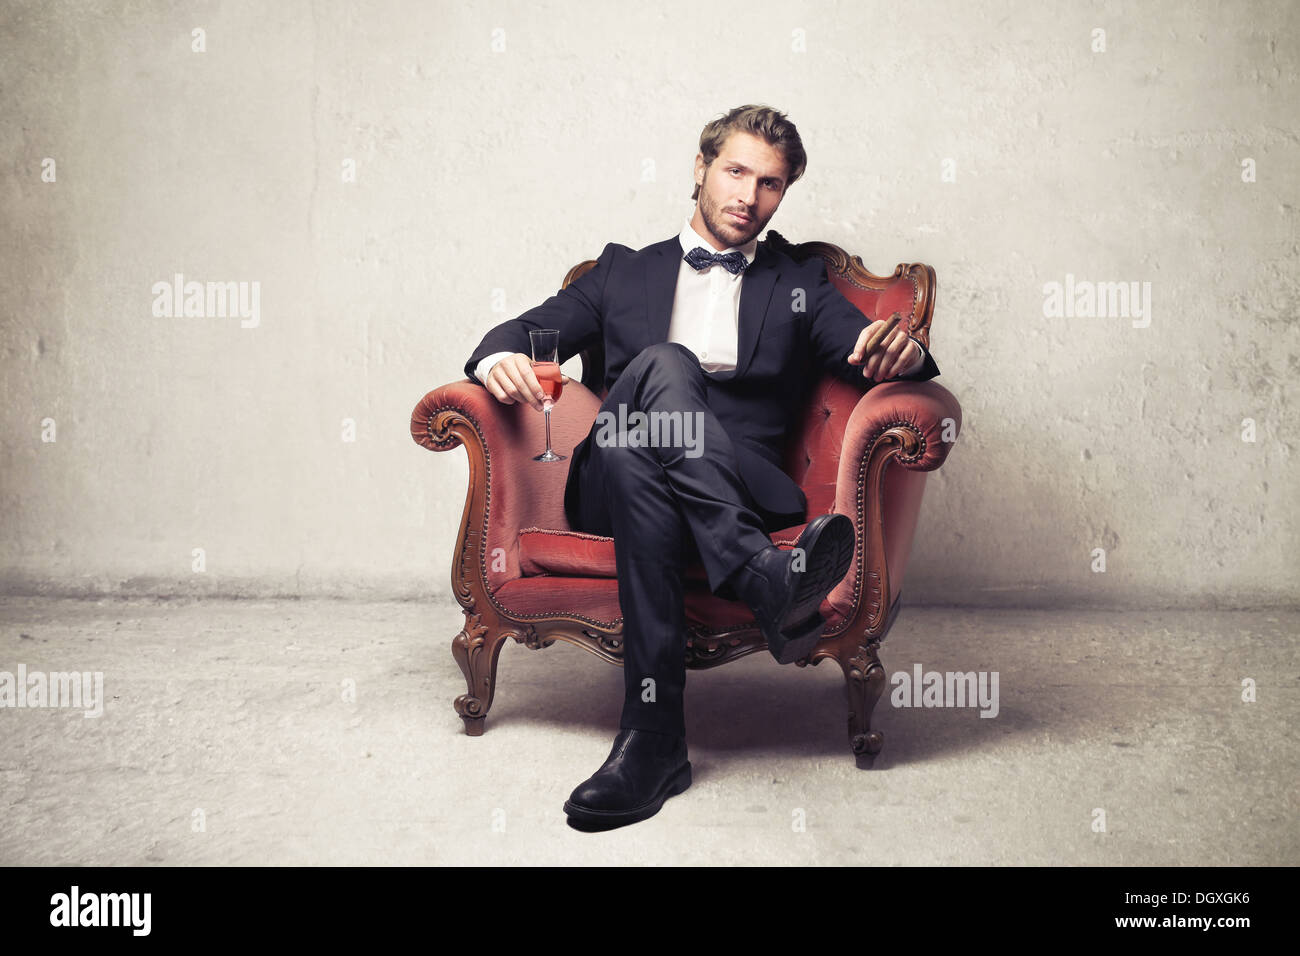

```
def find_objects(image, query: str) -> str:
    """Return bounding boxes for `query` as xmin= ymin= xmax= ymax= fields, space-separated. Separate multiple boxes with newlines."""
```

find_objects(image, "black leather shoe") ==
xmin=563 ymin=729 xmax=692 ymax=831
xmin=730 ymin=512 xmax=855 ymax=664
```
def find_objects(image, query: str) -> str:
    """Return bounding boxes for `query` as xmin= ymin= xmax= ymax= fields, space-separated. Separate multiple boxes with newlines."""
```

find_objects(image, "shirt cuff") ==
xmin=474 ymin=351 xmax=515 ymax=383
xmin=901 ymin=336 xmax=926 ymax=376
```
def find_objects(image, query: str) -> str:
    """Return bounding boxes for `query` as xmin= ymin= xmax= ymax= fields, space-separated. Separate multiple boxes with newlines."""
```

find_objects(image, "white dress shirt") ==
xmin=664 ymin=219 xmax=756 ymax=372
xmin=474 ymin=218 xmax=924 ymax=382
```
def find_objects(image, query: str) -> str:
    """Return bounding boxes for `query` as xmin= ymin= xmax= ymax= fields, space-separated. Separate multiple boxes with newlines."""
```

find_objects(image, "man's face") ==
xmin=689 ymin=131 xmax=789 ymax=251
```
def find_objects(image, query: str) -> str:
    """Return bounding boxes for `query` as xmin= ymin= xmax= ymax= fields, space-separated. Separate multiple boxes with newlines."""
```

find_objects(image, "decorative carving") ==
xmin=863 ymin=569 xmax=883 ymax=620
xmin=452 ymin=611 xmax=503 ymax=736
xmin=684 ymin=633 xmax=766 ymax=668
xmin=427 ymin=408 xmax=467 ymax=450
xmin=519 ymin=625 xmax=551 ymax=650
xmin=843 ymin=642 xmax=887 ymax=766
xmin=686 ymin=641 xmax=727 ymax=664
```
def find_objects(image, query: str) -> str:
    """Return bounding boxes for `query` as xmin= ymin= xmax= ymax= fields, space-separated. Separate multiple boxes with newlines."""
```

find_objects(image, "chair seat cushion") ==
xmin=516 ymin=524 xmax=809 ymax=579
xmin=490 ymin=575 xmax=845 ymax=631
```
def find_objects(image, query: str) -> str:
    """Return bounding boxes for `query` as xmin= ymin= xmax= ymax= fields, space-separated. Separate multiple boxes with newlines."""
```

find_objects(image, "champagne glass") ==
xmin=529 ymin=329 xmax=566 ymax=462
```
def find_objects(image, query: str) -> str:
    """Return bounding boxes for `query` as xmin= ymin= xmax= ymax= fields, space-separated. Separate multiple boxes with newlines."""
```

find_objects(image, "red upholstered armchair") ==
xmin=410 ymin=231 xmax=962 ymax=766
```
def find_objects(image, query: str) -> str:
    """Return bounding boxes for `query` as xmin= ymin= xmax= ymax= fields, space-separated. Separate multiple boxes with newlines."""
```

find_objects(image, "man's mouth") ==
xmin=726 ymin=211 xmax=752 ymax=224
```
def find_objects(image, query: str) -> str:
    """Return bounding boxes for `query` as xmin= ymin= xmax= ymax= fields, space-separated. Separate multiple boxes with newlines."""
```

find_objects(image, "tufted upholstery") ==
xmin=783 ymin=374 xmax=866 ymax=519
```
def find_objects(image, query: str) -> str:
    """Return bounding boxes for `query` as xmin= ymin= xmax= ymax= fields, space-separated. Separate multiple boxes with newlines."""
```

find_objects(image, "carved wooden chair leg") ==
xmin=452 ymin=612 xmax=510 ymax=736
xmin=842 ymin=641 xmax=887 ymax=768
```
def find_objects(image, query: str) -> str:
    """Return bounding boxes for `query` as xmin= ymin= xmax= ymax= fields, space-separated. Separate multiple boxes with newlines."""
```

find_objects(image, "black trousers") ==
xmin=564 ymin=343 xmax=783 ymax=737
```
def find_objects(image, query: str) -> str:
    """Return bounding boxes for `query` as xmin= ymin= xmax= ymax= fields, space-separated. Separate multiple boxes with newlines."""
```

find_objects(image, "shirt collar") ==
xmin=678 ymin=217 xmax=759 ymax=265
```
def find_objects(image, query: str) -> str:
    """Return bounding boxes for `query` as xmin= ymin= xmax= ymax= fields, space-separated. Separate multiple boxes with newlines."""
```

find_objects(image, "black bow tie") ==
xmin=684 ymin=246 xmax=750 ymax=275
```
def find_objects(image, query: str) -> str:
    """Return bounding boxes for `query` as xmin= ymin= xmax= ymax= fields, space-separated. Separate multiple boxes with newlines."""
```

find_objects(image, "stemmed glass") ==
xmin=529 ymin=329 xmax=566 ymax=462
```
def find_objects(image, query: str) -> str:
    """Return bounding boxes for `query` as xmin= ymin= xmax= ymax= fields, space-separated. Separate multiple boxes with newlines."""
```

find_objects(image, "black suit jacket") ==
xmin=464 ymin=234 xmax=941 ymax=528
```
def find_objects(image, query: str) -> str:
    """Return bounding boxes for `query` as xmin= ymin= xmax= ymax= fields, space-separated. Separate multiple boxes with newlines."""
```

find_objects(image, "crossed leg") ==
xmin=569 ymin=342 xmax=776 ymax=735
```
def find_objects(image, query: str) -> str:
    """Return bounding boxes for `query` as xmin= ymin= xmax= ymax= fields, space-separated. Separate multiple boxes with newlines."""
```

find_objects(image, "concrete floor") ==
xmin=0 ymin=597 xmax=1295 ymax=866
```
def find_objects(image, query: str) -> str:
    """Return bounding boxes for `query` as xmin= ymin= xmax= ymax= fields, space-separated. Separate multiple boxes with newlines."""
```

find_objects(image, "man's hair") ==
xmin=691 ymin=104 xmax=807 ymax=201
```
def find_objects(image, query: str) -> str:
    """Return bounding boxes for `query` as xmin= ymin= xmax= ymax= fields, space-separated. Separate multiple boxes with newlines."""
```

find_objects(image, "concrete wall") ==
xmin=2 ymin=0 xmax=1295 ymax=607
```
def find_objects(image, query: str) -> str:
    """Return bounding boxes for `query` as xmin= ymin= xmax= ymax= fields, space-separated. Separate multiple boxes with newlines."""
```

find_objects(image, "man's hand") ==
xmin=482 ymin=352 xmax=569 ymax=411
xmin=846 ymin=313 xmax=921 ymax=382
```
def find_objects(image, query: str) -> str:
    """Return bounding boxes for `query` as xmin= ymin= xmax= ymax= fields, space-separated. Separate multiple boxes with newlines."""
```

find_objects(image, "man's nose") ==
xmin=737 ymin=178 xmax=756 ymax=207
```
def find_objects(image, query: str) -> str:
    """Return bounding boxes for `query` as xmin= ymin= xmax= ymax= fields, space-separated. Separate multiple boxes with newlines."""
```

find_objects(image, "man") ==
xmin=464 ymin=105 xmax=940 ymax=831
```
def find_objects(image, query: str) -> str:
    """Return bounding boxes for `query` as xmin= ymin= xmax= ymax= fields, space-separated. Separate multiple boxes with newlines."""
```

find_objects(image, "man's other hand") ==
xmin=846 ymin=315 xmax=921 ymax=382
xmin=483 ymin=352 xmax=569 ymax=411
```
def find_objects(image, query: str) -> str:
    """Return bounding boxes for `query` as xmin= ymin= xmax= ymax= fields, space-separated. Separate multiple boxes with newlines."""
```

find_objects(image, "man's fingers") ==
xmin=489 ymin=362 xmax=528 ymax=406
xmin=863 ymin=350 xmax=882 ymax=380
xmin=863 ymin=314 xmax=901 ymax=356
xmin=483 ymin=369 xmax=513 ymax=404
xmin=499 ymin=364 xmax=532 ymax=409
xmin=518 ymin=360 xmax=546 ymax=406
xmin=884 ymin=338 xmax=921 ymax=380
xmin=864 ymin=328 xmax=911 ymax=380
xmin=483 ymin=353 xmax=552 ymax=409
xmin=494 ymin=372 xmax=522 ymax=405
xmin=501 ymin=359 xmax=543 ymax=410
xmin=847 ymin=314 xmax=902 ymax=364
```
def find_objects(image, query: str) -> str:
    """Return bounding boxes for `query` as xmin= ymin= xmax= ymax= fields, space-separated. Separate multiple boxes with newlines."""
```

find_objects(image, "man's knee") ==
xmin=587 ymin=435 xmax=656 ymax=487
xmin=626 ymin=342 xmax=702 ymax=382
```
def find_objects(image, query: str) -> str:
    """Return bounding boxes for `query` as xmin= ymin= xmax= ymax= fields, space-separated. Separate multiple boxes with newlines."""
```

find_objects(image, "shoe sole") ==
xmin=786 ymin=514 xmax=855 ymax=623
xmin=563 ymin=762 xmax=693 ymax=831
xmin=768 ymin=514 xmax=855 ymax=663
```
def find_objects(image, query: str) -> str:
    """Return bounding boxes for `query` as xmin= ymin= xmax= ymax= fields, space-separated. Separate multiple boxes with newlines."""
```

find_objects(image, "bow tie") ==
xmin=684 ymin=246 xmax=750 ymax=275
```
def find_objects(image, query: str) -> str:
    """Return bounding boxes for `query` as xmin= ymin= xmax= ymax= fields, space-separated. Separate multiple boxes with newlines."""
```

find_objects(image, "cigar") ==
xmin=861 ymin=312 xmax=902 ymax=357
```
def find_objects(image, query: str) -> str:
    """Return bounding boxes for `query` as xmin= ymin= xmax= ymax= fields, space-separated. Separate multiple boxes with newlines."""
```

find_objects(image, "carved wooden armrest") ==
xmin=827 ymin=380 xmax=962 ymax=636
xmin=410 ymin=378 xmax=602 ymax=591
xmin=840 ymin=380 xmax=962 ymax=477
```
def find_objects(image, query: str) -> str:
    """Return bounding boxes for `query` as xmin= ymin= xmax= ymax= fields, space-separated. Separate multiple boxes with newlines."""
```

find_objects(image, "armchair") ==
xmin=410 ymin=231 xmax=962 ymax=766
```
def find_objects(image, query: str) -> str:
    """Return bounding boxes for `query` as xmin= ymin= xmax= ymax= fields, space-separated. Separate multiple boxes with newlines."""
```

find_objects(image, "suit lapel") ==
xmin=734 ymin=240 xmax=779 ymax=377
xmin=644 ymin=238 xmax=681 ymax=346
xmin=643 ymin=234 xmax=781 ymax=378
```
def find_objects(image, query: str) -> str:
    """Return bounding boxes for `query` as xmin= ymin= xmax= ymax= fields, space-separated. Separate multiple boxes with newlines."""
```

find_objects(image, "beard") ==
xmin=696 ymin=181 xmax=769 ymax=249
